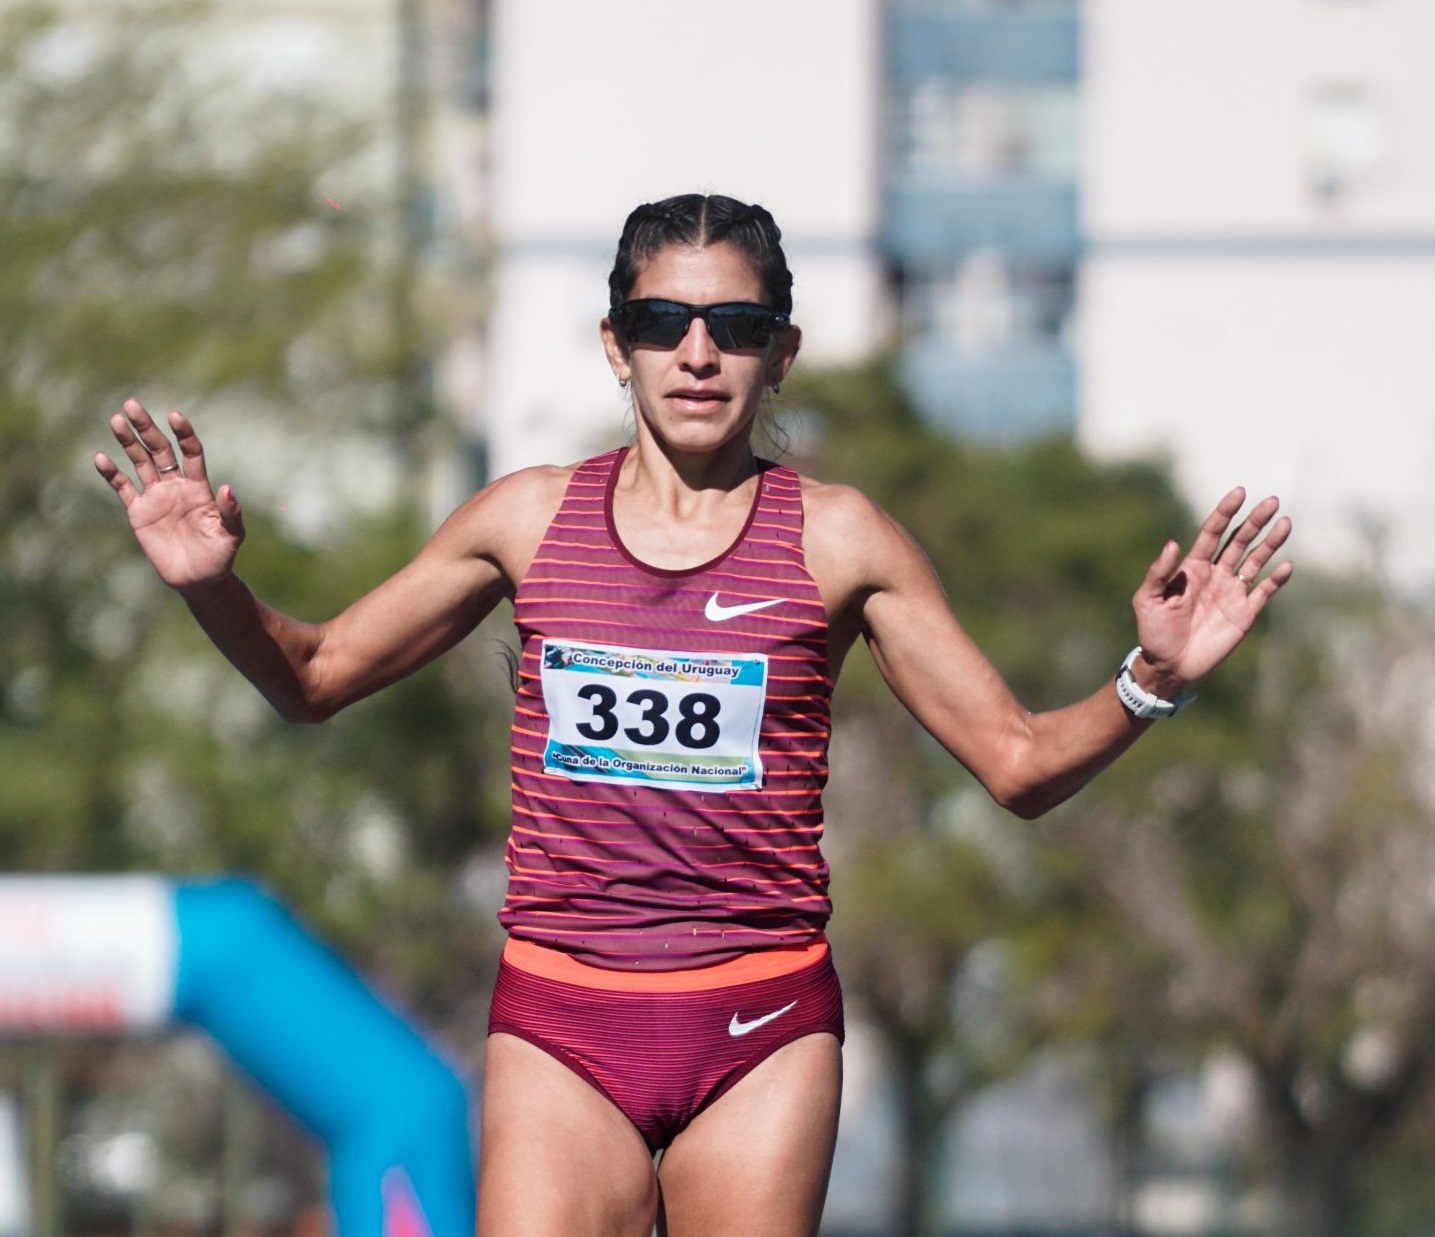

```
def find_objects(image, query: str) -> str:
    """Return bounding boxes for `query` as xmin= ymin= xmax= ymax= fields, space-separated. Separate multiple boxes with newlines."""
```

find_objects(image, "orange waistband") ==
xmin=501 ymin=936 xmax=829 ymax=993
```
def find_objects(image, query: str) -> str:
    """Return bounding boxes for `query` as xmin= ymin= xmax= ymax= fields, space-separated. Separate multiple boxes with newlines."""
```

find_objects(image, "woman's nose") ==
xmin=675 ymin=316 xmax=720 ymax=367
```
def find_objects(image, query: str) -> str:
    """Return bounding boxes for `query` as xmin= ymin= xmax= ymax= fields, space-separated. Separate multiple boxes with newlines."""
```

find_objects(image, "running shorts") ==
xmin=488 ymin=936 xmax=844 ymax=1151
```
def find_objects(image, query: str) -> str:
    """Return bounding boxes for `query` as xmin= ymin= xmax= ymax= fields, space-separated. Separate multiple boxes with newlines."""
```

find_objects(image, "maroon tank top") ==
xmin=500 ymin=448 xmax=833 ymax=970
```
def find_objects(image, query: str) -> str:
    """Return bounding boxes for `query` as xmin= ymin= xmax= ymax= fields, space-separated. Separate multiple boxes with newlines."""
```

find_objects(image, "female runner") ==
xmin=96 ymin=194 xmax=1292 ymax=1237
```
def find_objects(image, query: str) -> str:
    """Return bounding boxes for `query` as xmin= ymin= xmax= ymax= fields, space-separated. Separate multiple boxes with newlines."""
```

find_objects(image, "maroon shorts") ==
xmin=488 ymin=937 xmax=844 ymax=1151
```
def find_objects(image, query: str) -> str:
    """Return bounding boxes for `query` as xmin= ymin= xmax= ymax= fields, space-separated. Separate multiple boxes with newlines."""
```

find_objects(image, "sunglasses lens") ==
xmin=706 ymin=305 xmax=778 ymax=350
xmin=619 ymin=300 xmax=692 ymax=347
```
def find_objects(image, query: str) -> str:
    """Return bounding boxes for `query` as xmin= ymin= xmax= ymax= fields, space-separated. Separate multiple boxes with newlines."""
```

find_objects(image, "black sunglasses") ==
xmin=610 ymin=299 xmax=790 ymax=351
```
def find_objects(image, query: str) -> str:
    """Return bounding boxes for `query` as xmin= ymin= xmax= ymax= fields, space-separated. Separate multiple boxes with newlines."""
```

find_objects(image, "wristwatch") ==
xmin=1115 ymin=646 xmax=1192 ymax=719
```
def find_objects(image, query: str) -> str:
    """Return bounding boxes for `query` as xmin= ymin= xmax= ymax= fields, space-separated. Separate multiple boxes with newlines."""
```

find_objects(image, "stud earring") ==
xmin=770 ymin=382 xmax=781 ymax=395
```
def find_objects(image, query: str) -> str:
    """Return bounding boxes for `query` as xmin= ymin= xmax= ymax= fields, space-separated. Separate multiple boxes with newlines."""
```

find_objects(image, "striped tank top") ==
xmin=501 ymin=447 xmax=833 ymax=970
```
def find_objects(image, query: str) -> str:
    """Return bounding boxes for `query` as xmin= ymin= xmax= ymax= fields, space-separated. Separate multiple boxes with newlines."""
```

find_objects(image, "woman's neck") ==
xmin=623 ymin=429 xmax=761 ymax=515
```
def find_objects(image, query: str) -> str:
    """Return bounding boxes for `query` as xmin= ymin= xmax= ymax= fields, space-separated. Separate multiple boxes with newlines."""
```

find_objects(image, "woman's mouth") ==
xmin=667 ymin=388 xmax=729 ymax=411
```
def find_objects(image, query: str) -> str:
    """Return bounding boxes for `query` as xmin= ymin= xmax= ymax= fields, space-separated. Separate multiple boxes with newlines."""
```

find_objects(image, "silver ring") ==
xmin=156 ymin=463 xmax=181 ymax=474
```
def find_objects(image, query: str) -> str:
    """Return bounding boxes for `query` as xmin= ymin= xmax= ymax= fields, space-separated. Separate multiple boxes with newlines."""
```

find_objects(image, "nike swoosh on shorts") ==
xmin=728 ymin=1000 xmax=798 ymax=1037
xmin=705 ymin=594 xmax=784 ymax=622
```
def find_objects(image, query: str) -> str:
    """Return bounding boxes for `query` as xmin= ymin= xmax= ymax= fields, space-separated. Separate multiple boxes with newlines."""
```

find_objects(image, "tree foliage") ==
xmin=2 ymin=6 xmax=510 ymax=1227
xmin=789 ymin=359 xmax=1196 ymax=1236
xmin=791 ymin=358 xmax=1435 ymax=1237
xmin=1057 ymin=581 xmax=1435 ymax=1237
xmin=0 ymin=0 xmax=509 ymax=1036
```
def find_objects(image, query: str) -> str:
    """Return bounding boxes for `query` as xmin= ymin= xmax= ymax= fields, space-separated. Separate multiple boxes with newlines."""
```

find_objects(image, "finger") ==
xmin=1187 ymin=487 xmax=1246 ymax=563
xmin=1247 ymin=559 xmax=1295 ymax=610
xmin=109 ymin=407 xmax=161 ymax=483
xmin=121 ymin=397 xmax=183 ymax=476
xmin=93 ymin=451 xmax=139 ymax=507
xmin=1233 ymin=513 xmax=1292 ymax=583
xmin=1216 ymin=494 xmax=1282 ymax=574
xmin=167 ymin=408 xmax=211 ymax=486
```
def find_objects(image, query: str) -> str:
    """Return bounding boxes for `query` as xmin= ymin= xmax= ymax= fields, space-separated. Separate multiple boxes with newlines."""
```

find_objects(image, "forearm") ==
xmin=180 ymin=574 xmax=329 ymax=723
xmin=994 ymin=683 xmax=1151 ymax=819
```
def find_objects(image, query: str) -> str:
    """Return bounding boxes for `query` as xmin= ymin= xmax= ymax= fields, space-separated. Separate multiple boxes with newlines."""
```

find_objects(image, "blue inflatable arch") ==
xmin=0 ymin=876 xmax=475 ymax=1237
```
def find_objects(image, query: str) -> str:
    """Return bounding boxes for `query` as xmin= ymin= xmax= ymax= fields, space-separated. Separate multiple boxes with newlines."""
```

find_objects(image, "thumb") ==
xmin=217 ymin=484 xmax=245 ymax=537
xmin=1140 ymin=539 xmax=1182 ymax=596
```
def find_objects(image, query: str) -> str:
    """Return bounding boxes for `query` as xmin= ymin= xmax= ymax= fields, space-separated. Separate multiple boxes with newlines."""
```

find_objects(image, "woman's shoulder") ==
xmin=446 ymin=462 xmax=574 ymax=526
xmin=426 ymin=462 xmax=578 ymax=580
xmin=795 ymin=471 xmax=924 ymax=599
xmin=796 ymin=471 xmax=892 ymax=537
xmin=490 ymin=460 xmax=579 ymax=506
xmin=490 ymin=447 xmax=626 ymax=508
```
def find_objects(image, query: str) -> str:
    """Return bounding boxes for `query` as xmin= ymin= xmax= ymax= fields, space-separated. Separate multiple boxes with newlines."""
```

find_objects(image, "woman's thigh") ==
xmin=655 ymin=1033 xmax=842 ymax=1237
xmin=477 ymin=1032 xmax=659 ymax=1237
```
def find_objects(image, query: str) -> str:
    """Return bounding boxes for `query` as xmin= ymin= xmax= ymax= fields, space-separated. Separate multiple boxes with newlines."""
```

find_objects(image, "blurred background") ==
xmin=3 ymin=0 xmax=1435 ymax=1234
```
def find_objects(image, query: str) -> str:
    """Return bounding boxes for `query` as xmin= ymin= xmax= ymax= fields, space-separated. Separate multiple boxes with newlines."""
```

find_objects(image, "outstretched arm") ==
xmin=808 ymin=483 xmax=1293 ymax=819
xmin=95 ymin=399 xmax=546 ymax=722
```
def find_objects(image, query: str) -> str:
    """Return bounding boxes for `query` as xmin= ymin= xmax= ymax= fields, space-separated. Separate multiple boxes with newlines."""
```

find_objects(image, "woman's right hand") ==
xmin=94 ymin=398 xmax=246 ymax=593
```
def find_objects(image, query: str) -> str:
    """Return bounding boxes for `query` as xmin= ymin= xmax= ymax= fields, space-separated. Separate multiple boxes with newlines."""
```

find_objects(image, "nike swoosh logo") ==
xmin=705 ymin=594 xmax=784 ymax=623
xmin=728 ymin=1000 xmax=798 ymax=1037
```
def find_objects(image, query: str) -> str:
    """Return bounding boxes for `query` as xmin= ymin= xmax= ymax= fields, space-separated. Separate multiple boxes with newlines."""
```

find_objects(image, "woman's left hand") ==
xmin=1131 ymin=488 xmax=1294 ymax=695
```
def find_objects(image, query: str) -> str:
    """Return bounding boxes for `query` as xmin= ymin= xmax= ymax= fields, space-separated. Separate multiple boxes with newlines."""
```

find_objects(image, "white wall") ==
xmin=1081 ymin=0 xmax=1435 ymax=593
xmin=1081 ymin=256 xmax=1435 ymax=584
xmin=1084 ymin=0 xmax=1435 ymax=236
xmin=485 ymin=0 xmax=884 ymax=476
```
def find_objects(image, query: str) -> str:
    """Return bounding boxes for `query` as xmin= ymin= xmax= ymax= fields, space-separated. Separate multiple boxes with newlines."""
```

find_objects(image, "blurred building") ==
xmin=469 ymin=0 xmax=1435 ymax=594
xmin=1080 ymin=0 xmax=1435 ymax=595
xmin=475 ymin=0 xmax=1084 ymax=473
xmin=18 ymin=0 xmax=1431 ymax=586
xmin=883 ymin=0 xmax=1082 ymax=442
xmin=478 ymin=0 xmax=884 ymax=478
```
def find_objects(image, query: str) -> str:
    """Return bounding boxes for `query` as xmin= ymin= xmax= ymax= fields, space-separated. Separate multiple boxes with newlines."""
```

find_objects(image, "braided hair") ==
xmin=607 ymin=194 xmax=794 ymax=315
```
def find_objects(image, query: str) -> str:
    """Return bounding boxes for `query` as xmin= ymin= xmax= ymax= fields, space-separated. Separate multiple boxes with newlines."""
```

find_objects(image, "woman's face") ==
xmin=601 ymin=242 xmax=800 ymax=460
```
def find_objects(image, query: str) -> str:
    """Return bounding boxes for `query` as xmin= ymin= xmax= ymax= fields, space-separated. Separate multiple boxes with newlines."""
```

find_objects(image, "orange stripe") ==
xmin=519 ymin=614 xmax=830 ymax=635
xmin=511 ymin=778 xmax=825 ymax=802
xmin=510 ymin=822 xmax=821 ymax=851
xmin=522 ymin=619 xmax=826 ymax=640
xmin=505 ymin=922 xmax=814 ymax=940
xmin=501 ymin=935 xmax=828 ymax=991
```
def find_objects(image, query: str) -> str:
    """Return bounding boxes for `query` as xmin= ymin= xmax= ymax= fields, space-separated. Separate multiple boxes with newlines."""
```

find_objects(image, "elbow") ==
xmin=272 ymin=701 xmax=325 ymax=725
xmin=994 ymin=785 xmax=1056 ymax=821
xmin=988 ymin=761 xmax=1084 ymax=819
xmin=268 ymin=688 xmax=338 ymax=726
xmin=279 ymin=705 xmax=331 ymax=725
xmin=266 ymin=652 xmax=346 ymax=724
xmin=984 ymin=754 xmax=1061 ymax=820
xmin=980 ymin=719 xmax=1068 ymax=819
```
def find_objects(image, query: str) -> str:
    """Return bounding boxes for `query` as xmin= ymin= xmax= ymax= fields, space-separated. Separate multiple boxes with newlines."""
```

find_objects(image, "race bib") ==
xmin=539 ymin=639 xmax=768 ymax=791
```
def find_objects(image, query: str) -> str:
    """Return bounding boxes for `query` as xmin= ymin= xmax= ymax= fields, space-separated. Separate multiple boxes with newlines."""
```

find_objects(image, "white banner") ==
xmin=0 ymin=876 xmax=177 ymax=1035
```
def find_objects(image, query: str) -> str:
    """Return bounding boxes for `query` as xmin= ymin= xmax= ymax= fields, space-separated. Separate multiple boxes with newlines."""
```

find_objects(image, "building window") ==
xmin=891 ymin=82 xmax=1079 ymax=180
xmin=1304 ymin=81 xmax=1382 ymax=201
xmin=906 ymin=254 xmax=1074 ymax=353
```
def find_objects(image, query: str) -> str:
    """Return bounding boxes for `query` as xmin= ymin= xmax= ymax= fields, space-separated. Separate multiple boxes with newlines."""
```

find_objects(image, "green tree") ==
xmin=2 ymin=7 xmax=508 ymax=1226
xmin=796 ymin=362 xmax=1435 ymax=1236
xmin=1052 ymin=578 xmax=1435 ymax=1237
xmin=1 ymin=0 xmax=510 ymax=1014
xmin=788 ymin=359 xmax=1195 ymax=1237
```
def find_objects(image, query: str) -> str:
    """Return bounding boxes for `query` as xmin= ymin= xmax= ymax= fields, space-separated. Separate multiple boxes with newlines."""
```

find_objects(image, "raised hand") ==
xmin=1131 ymin=487 xmax=1294 ymax=692
xmin=94 ymin=398 xmax=245 ymax=592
